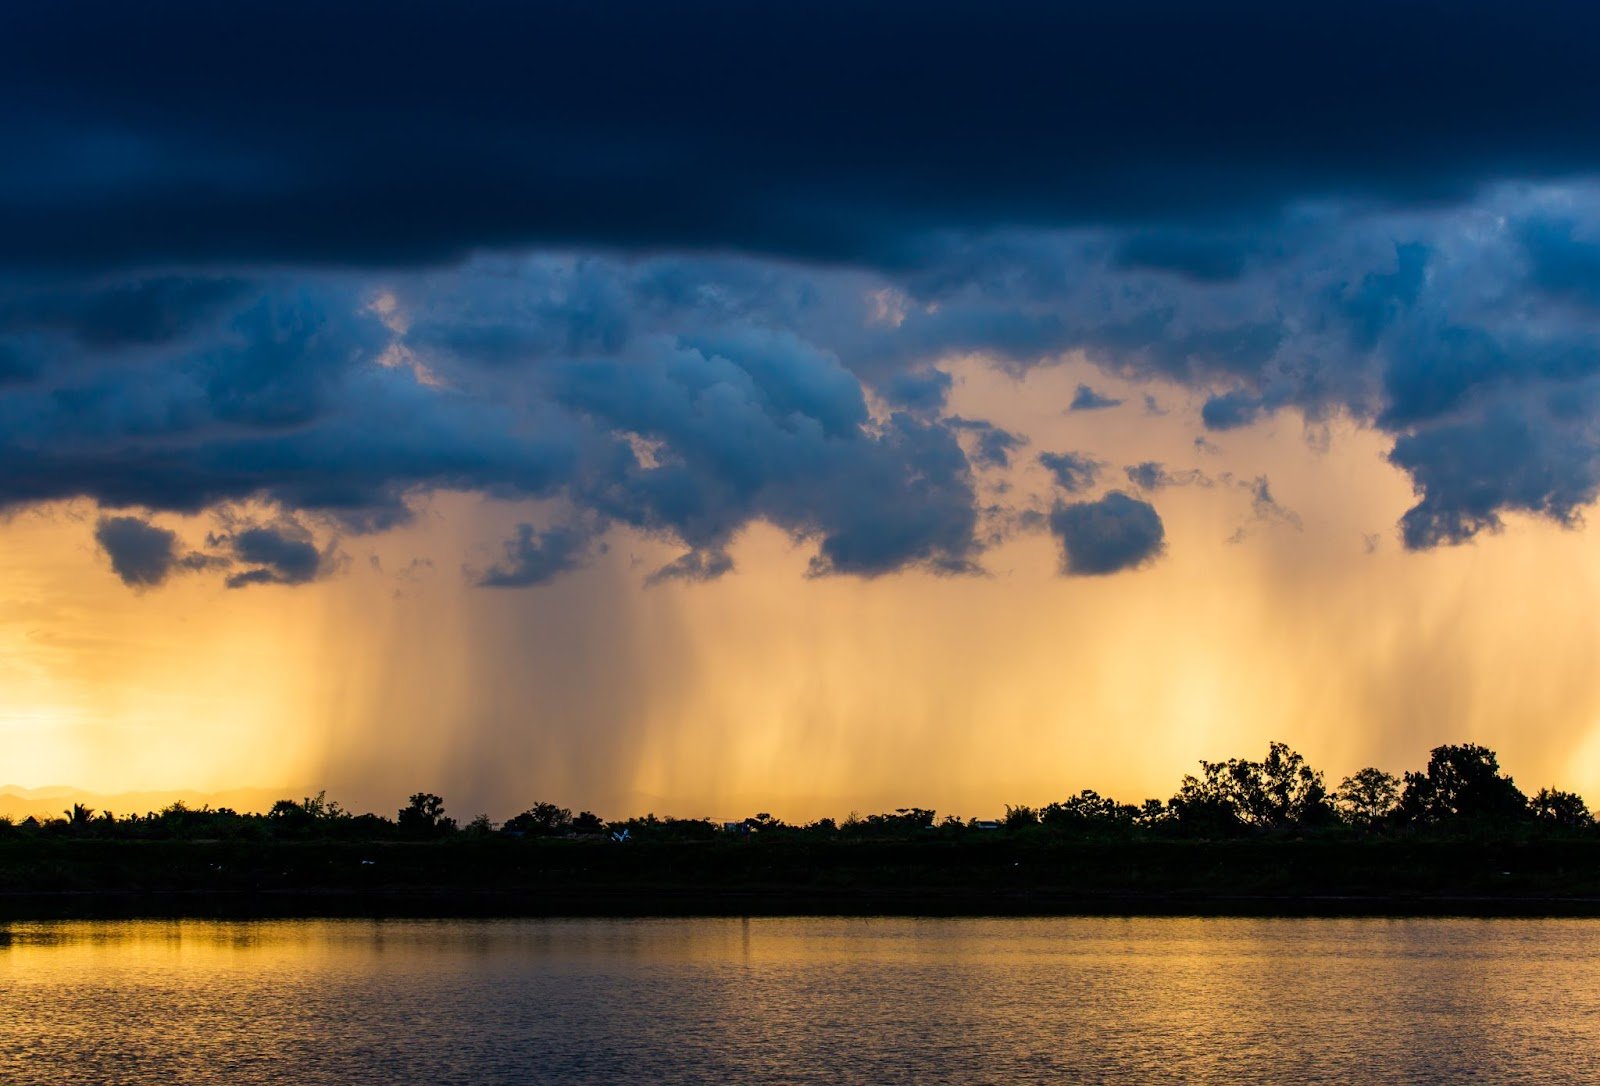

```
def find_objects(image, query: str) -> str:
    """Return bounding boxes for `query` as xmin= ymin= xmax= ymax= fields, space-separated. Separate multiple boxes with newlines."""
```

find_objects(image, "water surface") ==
xmin=4 ymin=917 xmax=1598 ymax=1084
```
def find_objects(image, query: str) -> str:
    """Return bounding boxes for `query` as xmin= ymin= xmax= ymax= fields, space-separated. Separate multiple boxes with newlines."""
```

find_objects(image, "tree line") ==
xmin=2 ymin=741 xmax=1593 ymax=843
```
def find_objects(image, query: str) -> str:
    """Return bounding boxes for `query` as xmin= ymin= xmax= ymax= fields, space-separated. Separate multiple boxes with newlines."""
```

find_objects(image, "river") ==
xmin=4 ymin=916 xmax=1598 ymax=1084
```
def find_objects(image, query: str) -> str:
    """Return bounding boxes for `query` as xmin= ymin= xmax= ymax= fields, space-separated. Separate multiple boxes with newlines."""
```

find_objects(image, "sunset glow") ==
xmin=5 ymin=1 xmax=1600 ymax=827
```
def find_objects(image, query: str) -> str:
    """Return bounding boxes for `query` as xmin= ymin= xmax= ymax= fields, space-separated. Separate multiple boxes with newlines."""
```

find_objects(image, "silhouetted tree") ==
xmin=1399 ymin=744 xmax=1528 ymax=826
xmin=609 ymin=814 xmax=716 ymax=841
xmin=1003 ymin=804 xmax=1040 ymax=829
xmin=571 ymin=810 xmax=606 ymax=835
xmin=1133 ymin=799 xmax=1170 ymax=829
xmin=1528 ymin=787 xmax=1594 ymax=830
xmin=1042 ymin=790 xmax=1137 ymax=832
xmin=398 ymin=792 xmax=456 ymax=838
xmin=268 ymin=798 xmax=313 ymax=835
xmin=845 ymin=807 xmax=937 ymax=837
xmin=1172 ymin=741 xmax=1332 ymax=832
xmin=63 ymin=803 xmax=96 ymax=835
xmin=264 ymin=792 xmax=350 ymax=838
xmin=1335 ymin=768 xmax=1401 ymax=827
xmin=503 ymin=802 xmax=573 ymax=837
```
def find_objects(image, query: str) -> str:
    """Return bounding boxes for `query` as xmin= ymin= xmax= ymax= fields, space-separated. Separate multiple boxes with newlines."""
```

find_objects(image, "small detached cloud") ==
xmin=1068 ymin=383 xmax=1123 ymax=412
xmin=1242 ymin=476 xmax=1302 ymax=530
xmin=95 ymin=516 xmax=182 ymax=588
xmin=476 ymin=521 xmax=602 ymax=588
xmin=1037 ymin=451 xmax=1104 ymax=493
xmin=1124 ymin=462 xmax=1214 ymax=491
xmin=215 ymin=520 xmax=332 ymax=589
xmin=949 ymin=417 xmax=1026 ymax=469
xmin=1048 ymin=491 xmax=1166 ymax=576
xmin=94 ymin=515 xmax=225 ymax=589
xmin=645 ymin=547 xmax=734 ymax=586
xmin=1224 ymin=475 xmax=1304 ymax=542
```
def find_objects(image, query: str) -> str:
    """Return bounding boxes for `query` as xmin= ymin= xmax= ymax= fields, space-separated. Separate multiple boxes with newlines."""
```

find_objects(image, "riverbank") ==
xmin=7 ymin=887 xmax=1600 ymax=920
xmin=4 ymin=836 xmax=1600 ymax=919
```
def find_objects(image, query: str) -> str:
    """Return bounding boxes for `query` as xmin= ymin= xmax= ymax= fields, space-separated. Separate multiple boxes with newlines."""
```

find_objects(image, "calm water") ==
xmin=4 ymin=916 xmax=1599 ymax=1084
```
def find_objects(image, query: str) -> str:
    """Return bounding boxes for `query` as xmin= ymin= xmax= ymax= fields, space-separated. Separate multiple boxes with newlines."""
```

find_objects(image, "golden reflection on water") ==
xmin=3 ymin=918 xmax=1600 ymax=1085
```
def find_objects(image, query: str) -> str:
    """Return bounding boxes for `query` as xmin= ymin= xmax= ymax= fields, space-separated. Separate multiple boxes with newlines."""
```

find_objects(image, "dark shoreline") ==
xmin=7 ymin=888 xmax=1600 ymax=921
xmin=5 ymin=836 xmax=1600 ymax=920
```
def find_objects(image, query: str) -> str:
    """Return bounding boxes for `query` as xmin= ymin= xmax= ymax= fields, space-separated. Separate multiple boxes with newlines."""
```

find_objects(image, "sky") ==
xmin=4 ymin=0 xmax=1600 ymax=822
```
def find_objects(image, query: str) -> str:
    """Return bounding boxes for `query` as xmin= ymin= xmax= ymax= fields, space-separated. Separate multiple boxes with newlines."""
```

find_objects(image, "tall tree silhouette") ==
xmin=1399 ymin=744 xmax=1527 ymax=825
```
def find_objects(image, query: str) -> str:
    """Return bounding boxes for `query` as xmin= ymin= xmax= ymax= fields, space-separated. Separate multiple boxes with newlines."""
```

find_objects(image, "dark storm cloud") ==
xmin=1048 ymin=492 xmax=1167 ymax=576
xmin=896 ymin=206 xmax=1600 ymax=552
xmin=1037 ymin=452 xmax=1104 ymax=494
xmin=4 ymin=1 xmax=1600 ymax=271
xmin=0 ymin=279 xmax=586 ymax=527
xmin=879 ymin=369 xmax=953 ymax=415
xmin=0 ymin=343 xmax=38 ymax=386
xmin=541 ymin=336 xmax=982 ymax=578
xmin=1389 ymin=399 xmax=1600 ymax=548
xmin=0 ymin=277 xmax=247 ymax=351
xmin=1110 ymin=230 xmax=1266 ymax=283
xmin=17 ymin=187 xmax=1600 ymax=588
xmin=0 ymin=260 xmax=993 ymax=588
xmin=1517 ymin=217 xmax=1600 ymax=311
xmin=7 ymin=1 xmax=1600 ymax=596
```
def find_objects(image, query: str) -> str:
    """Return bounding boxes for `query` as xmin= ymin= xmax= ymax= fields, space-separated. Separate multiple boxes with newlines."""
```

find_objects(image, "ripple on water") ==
xmin=2 ymin=916 xmax=1598 ymax=1085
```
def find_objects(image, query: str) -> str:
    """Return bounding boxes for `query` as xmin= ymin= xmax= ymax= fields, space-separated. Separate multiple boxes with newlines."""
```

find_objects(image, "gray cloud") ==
xmin=94 ymin=514 xmax=223 ymax=588
xmin=1048 ymin=492 xmax=1166 ymax=576
xmin=949 ymin=417 xmax=1027 ymax=470
xmin=1390 ymin=397 xmax=1600 ymax=548
xmin=1223 ymin=475 xmax=1304 ymax=543
xmin=477 ymin=521 xmax=602 ymax=588
xmin=878 ymin=369 xmax=953 ymax=415
xmin=94 ymin=515 xmax=180 ymax=588
xmin=1069 ymin=383 xmax=1124 ymax=412
xmin=1124 ymin=462 xmax=1214 ymax=491
xmin=645 ymin=548 xmax=735 ymax=586
xmin=1201 ymin=390 xmax=1269 ymax=431
xmin=216 ymin=521 xmax=330 ymax=589
xmin=1242 ymin=476 xmax=1301 ymax=530
xmin=13 ymin=180 xmax=1600 ymax=587
xmin=1038 ymin=451 xmax=1104 ymax=494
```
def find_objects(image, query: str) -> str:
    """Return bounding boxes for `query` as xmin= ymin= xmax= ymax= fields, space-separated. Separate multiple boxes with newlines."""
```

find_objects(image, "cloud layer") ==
xmin=5 ymin=2 xmax=1600 ymax=270
xmin=3 ymin=4 xmax=1600 ymax=590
